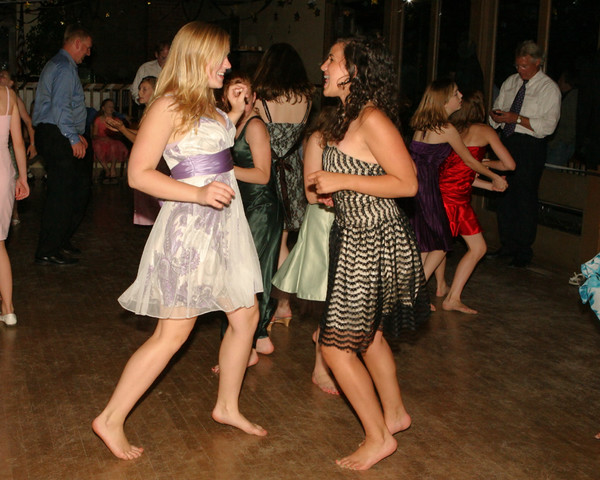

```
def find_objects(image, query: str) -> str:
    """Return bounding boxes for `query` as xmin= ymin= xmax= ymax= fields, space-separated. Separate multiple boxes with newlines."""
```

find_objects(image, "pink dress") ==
xmin=0 ymin=87 xmax=14 ymax=241
xmin=92 ymin=116 xmax=129 ymax=166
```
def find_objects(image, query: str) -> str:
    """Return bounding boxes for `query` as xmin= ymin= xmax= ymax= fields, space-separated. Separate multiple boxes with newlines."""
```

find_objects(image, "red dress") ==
xmin=92 ymin=117 xmax=129 ymax=166
xmin=438 ymin=146 xmax=486 ymax=237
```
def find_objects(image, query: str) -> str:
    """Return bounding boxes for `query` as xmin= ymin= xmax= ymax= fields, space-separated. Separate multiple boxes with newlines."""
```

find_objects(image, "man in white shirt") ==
xmin=130 ymin=41 xmax=170 ymax=104
xmin=489 ymin=40 xmax=561 ymax=267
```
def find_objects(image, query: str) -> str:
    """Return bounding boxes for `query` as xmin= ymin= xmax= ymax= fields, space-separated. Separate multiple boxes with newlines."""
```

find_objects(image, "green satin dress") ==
xmin=272 ymin=203 xmax=334 ymax=302
xmin=234 ymin=117 xmax=283 ymax=340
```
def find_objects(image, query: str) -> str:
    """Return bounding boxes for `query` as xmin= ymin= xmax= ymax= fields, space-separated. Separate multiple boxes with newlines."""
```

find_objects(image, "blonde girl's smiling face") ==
xmin=207 ymin=53 xmax=231 ymax=89
xmin=445 ymin=85 xmax=463 ymax=115
xmin=321 ymin=43 xmax=350 ymax=100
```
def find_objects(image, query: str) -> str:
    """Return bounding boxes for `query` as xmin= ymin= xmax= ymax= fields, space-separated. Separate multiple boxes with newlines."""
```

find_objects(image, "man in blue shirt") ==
xmin=33 ymin=25 xmax=93 ymax=265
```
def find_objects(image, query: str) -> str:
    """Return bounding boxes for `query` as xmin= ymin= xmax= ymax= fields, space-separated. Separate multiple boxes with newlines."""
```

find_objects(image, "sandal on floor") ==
xmin=267 ymin=315 xmax=292 ymax=332
xmin=270 ymin=315 xmax=292 ymax=327
xmin=569 ymin=273 xmax=585 ymax=286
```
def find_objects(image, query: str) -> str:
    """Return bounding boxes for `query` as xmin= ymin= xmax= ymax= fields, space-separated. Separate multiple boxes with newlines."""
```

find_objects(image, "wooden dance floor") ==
xmin=1 ymin=176 xmax=599 ymax=480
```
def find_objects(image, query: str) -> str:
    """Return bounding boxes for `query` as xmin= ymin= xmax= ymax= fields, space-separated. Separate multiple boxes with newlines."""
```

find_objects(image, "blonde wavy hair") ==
xmin=149 ymin=21 xmax=230 ymax=134
xmin=409 ymin=79 xmax=456 ymax=134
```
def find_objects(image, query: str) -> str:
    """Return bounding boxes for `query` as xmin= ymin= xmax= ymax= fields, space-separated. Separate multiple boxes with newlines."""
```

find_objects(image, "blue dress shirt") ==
xmin=33 ymin=49 xmax=87 ymax=145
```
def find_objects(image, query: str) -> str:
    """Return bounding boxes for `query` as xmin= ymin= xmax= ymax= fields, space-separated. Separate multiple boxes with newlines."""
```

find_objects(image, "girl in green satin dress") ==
xmin=224 ymin=73 xmax=283 ymax=359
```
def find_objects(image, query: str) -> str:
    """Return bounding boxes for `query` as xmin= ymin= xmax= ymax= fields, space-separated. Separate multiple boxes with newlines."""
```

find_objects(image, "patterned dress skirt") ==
xmin=319 ymin=146 xmax=430 ymax=352
xmin=119 ymin=170 xmax=262 ymax=319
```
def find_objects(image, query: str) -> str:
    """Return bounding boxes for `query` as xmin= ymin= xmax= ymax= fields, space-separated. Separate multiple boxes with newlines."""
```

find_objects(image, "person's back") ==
xmin=460 ymin=122 xmax=493 ymax=147
xmin=255 ymin=97 xmax=310 ymax=124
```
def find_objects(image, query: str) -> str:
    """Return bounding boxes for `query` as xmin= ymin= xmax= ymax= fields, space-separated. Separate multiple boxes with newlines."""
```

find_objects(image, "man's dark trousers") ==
xmin=496 ymin=132 xmax=547 ymax=264
xmin=35 ymin=123 xmax=92 ymax=258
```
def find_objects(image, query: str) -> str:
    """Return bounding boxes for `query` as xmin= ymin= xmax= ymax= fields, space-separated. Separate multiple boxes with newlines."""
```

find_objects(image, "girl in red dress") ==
xmin=435 ymin=91 xmax=515 ymax=313
xmin=92 ymin=99 xmax=129 ymax=183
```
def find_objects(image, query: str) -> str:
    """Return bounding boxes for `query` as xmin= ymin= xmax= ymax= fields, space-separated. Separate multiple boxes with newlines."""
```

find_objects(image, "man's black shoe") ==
xmin=486 ymin=248 xmax=513 ymax=259
xmin=509 ymin=258 xmax=529 ymax=268
xmin=61 ymin=243 xmax=82 ymax=255
xmin=35 ymin=254 xmax=79 ymax=265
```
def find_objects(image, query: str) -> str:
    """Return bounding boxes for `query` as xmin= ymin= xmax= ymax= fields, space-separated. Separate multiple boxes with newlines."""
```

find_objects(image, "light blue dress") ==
xmin=272 ymin=203 xmax=334 ymax=301
xmin=580 ymin=253 xmax=600 ymax=320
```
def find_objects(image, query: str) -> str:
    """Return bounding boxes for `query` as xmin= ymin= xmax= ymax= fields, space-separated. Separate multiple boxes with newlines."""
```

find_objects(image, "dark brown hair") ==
xmin=253 ymin=43 xmax=314 ymax=103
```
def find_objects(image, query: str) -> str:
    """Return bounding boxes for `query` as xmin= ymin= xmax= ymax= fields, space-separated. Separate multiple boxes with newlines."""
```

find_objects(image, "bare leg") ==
xmin=361 ymin=331 xmax=411 ymax=434
xmin=211 ymin=348 xmax=259 ymax=374
xmin=0 ymin=241 xmax=14 ymax=315
xmin=92 ymin=317 xmax=197 ymax=459
xmin=273 ymin=230 xmax=293 ymax=319
xmin=321 ymin=344 xmax=397 ymax=470
xmin=109 ymin=159 xmax=117 ymax=178
xmin=11 ymin=203 xmax=19 ymax=225
xmin=311 ymin=329 xmax=339 ymax=395
xmin=434 ymin=257 xmax=450 ymax=297
xmin=212 ymin=301 xmax=267 ymax=437
xmin=99 ymin=159 xmax=110 ymax=178
xmin=442 ymin=233 xmax=486 ymax=314
xmin=421 ymin=250 xmax=447 ymax=282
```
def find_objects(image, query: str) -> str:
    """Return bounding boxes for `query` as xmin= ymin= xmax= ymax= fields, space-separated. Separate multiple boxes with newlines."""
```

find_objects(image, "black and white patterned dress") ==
xmin=319 ymin=146 xmax=430 ymax=352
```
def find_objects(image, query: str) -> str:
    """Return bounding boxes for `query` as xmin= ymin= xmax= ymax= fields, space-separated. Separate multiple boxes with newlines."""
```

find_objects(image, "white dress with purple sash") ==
xmin=119 ymin=110 xmax=263 ymax=319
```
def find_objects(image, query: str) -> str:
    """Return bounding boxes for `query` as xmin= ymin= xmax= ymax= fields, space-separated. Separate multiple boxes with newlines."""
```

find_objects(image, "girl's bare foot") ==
xmin=92 ymin=415 xmax=144 ymax=460
xmin=211 ymin=406 xmax=267 ymax=436
xmin=256 ymin=336 xmax=274 ymax=355
xmin=595 ymin=432 xmax=600 ymax=439
xmin=442 ymin=298 xmax=478 ymax=314
xmin=212 ymin=348 xmax=259 ymax=374
xmin=312 ymin=370 xmax=340 ymax=395
xmin=336 ymin=435 xmax=397 ymax=470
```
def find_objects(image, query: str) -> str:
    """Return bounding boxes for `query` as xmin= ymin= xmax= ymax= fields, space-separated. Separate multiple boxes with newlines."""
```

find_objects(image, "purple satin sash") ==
xmin=170 ymin=149 xmax=233 ymax=180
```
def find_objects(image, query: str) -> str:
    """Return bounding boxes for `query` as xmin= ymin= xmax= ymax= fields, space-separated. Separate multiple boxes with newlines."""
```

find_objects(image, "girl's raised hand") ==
xmin=226 ymin=82 xmax=249 ymax=116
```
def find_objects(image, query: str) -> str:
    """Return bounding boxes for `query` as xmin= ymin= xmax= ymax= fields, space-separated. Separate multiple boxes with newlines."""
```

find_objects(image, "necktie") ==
xmin=502 ymin=79 xmax=528 ymax=137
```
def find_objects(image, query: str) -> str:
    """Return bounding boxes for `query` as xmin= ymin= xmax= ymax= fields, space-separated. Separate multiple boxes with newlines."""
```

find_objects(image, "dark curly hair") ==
xmin=322 ymin=37 xmax=400 ymax=145
xmin=253 ymin=43 xmax=315 ymax=103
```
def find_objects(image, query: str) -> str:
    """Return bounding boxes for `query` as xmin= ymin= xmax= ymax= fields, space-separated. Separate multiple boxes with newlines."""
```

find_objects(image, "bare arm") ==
xmin=105 ymin=117 xmax=137 ymax=143
xmin=481 ymin=125 xmax=516 ymax=171
xmin=16 ymin=96 xmax=36 ymax=158
xmin=307 ymin=109 xmax=418 ymax=198
xmin=9 ymin=94 xmax=29 ymax=200
xmin=444 ymin=125 xmax=508 ymax=191
xmin=472 ymin=177 xmax=493 ymax=191
xmin=128 ymin=96 xmax=234 ymax=209
xmin=233 ymin=117 xmax=271 ymax=185
xmin=303 ymin=131 xmax=325 ymax=204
